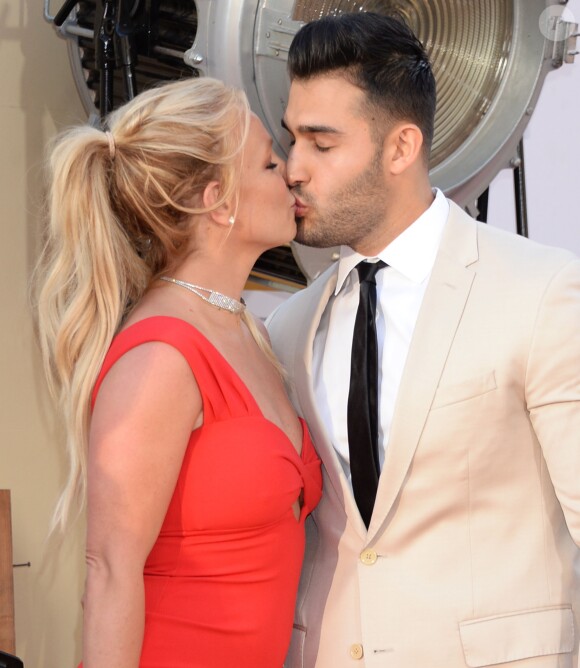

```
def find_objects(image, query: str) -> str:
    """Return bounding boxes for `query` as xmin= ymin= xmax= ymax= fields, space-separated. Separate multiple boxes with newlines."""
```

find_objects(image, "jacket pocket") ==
xmin=459 ymin=605 xmax=574 ymax=667
xmin=432 ymin=371 xmax=497 ymax=409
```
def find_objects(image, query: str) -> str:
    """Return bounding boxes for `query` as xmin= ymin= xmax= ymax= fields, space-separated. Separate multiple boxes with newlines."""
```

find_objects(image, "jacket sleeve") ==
xmin=525 ymin=258 xmax=580 ymax=547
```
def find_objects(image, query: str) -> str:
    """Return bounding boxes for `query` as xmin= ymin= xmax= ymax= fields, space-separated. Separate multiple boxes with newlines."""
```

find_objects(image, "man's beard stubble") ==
xmin=293 ymin=149 xmax=388 ymax=250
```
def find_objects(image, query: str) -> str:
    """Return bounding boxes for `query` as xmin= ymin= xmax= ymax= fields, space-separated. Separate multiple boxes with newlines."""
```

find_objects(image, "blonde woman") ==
xmin=35 ymin=77 xmax=321 ymax=668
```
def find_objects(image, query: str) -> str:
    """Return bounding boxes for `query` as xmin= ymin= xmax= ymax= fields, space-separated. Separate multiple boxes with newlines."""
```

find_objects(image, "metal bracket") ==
xmin=255 ymin=7 xmax=303 ymax=60
xmin=566 ymin=31 xmax=579 ymax=63
xmin=44 ymin=0 xmax=86 ymax=39
xmin=551 ymin=20 xmax=579 ymax=66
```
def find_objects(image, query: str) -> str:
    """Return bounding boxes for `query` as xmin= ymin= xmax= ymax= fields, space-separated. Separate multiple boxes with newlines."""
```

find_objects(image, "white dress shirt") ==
xmin=312 ymin=189 xmax=449 ymax=483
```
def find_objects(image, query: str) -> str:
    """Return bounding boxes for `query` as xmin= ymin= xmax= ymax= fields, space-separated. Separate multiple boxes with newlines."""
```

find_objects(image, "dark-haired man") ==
xmin=267 ymin=12 xmax=580 ymax=668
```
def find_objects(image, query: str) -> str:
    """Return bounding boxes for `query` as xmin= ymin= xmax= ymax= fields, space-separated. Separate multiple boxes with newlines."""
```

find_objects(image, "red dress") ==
xmin=91 ymin=316 xmax=322 ymax=668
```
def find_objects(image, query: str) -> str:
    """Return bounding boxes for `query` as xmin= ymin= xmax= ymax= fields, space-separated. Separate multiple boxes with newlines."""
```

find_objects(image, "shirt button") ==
xmin=349 ymin=643 xmax=364 ymax=660
xmin=360 ymin=548 xmax=378 ymax=565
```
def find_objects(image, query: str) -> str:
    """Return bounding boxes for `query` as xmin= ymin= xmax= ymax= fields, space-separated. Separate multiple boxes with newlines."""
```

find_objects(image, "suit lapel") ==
xmin=289 ymin=266 xmax=368 ymax=539
xmin=368 ymin=204 xmax=479 ymax=540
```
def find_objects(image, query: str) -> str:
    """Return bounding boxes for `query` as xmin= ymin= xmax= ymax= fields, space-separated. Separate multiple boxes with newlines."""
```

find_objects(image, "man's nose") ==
xmin=285 ymin=146 xmax=306 ymax=188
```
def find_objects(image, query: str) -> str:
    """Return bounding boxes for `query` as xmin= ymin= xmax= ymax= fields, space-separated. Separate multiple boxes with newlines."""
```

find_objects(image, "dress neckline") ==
xmin=115 ymin=315 xmax=308 ymax=462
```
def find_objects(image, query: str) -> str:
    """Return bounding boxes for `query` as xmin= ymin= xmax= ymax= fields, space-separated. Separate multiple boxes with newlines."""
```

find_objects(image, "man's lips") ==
xmin=293 ymin=197 xmax=308 ymax=217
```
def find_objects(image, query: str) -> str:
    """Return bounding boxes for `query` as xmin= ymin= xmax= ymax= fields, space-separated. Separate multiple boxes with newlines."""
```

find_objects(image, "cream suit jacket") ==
xmin=267 ymin=202 xmax=580 ymax=668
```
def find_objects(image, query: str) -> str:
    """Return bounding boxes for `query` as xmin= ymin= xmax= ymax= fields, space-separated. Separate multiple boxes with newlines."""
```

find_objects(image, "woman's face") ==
xmin=235 ymin=114 xmax=297 ymax=249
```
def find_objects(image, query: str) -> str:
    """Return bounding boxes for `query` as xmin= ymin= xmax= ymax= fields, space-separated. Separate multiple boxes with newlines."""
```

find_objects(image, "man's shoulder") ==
xmin=448 ymin=200 xmax=578 ymax=275
xmin=478 ymin=224 xmax=578 ymax=285
xmin=267 ymin=261 xmax=337 ymax=327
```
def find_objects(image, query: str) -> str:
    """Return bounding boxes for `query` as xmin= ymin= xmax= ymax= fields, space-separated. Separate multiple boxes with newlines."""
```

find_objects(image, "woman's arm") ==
xmin=82 ymin=341 xmax=201 ymax=668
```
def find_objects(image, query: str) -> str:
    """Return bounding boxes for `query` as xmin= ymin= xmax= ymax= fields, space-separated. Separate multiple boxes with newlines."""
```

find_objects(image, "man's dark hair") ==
xmin=287 ymin=12 xmax=436 ymax=156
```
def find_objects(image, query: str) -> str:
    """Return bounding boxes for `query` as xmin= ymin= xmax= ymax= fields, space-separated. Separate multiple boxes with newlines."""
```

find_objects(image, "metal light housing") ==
xmin=46 ymin=0 xmax=577 ymax=282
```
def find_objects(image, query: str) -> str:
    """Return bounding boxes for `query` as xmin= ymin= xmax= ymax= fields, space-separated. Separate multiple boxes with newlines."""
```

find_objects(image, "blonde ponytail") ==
xmin=33 ymin=77 xmax=251 ymax=532
xmin=36 ymin=126 xmax=149 ymax=532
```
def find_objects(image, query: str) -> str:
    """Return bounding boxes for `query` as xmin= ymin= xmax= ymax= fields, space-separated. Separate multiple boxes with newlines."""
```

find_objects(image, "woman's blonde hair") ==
xmin=34 ymin=77 xmax=259 ymax=533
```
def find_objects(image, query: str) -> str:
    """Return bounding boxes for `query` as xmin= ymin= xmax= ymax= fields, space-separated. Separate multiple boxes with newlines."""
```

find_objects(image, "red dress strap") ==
xmin=92 ymin=316 xmax=258 ymax=424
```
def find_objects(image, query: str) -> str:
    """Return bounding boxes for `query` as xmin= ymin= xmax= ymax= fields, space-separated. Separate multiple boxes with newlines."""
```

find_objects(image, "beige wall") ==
xmin=0 ymin=1 xmax=86 ymax=666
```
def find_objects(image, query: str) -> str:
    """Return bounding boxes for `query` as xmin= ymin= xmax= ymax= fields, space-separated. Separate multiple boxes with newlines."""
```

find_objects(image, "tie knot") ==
xmin=356 ymin=260 xmax=386 ymax=285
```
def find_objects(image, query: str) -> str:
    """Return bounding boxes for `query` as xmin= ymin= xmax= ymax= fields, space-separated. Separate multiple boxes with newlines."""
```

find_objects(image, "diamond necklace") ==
xmin=160 ymin=276 xmax=246 ymax=315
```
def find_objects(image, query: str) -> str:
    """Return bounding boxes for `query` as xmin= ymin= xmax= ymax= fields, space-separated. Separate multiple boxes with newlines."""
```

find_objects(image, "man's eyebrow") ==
xmin=281 ymin=118 xmax=342 ymax=135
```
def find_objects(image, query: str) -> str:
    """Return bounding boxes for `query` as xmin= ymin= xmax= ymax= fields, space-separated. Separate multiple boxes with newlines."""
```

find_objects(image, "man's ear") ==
xmin=384 ymin=123 xmax=425 ymax=175
xmin=202 ymin=181 xmax=234 ymax=227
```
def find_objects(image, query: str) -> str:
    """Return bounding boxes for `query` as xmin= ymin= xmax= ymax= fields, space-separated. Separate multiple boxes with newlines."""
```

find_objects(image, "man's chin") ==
xmin=293 ymin=217 xmax=337 ymax=248
xmin=293 ymin=235 xmax=339 ymax=250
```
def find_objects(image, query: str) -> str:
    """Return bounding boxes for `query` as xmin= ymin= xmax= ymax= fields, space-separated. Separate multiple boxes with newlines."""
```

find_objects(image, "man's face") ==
xmin=283 ymin=75 xmax=389 ymax=251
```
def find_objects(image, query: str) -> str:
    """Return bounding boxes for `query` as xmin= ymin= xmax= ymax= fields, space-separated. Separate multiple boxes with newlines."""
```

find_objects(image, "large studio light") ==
xmin=46 ymin=0 xmax=578 ymax=282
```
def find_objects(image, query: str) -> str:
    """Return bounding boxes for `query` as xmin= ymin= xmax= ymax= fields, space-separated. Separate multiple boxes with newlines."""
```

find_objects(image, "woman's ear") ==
xmin=202 ymin=181 xmax=234 ymax=227
xmin=384 ymin=122 xmax=425 ymax=176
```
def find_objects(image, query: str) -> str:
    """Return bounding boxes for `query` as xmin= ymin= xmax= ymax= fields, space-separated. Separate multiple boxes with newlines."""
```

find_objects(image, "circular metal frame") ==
xmin=194 ymin=0 xmax=562 ymax=277
xmin=198 ymin=0 xmax=558 ymax=207
xmin=50 ymin=0 xmax=571 ymax=281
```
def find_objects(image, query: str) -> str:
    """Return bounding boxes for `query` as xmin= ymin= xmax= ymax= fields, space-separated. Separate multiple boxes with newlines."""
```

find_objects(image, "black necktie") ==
xmin=347 ymin=260 xmax=386 ymax=528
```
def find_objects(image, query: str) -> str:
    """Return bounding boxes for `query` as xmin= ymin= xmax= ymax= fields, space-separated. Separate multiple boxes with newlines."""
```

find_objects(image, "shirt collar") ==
xmin=335 ymin=188 xmax=449 ymax=295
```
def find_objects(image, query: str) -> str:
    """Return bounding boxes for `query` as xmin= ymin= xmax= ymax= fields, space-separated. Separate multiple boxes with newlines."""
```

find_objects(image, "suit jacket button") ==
xmin=349 ymin=643 xmax=364 ymax=660
xmin=360 ymin=548 xmax=378 ymax=565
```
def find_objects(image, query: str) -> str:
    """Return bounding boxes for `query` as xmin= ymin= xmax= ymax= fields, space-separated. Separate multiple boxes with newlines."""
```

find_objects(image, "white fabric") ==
xmin=312 ymin=188 xmax=449 ymax=482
